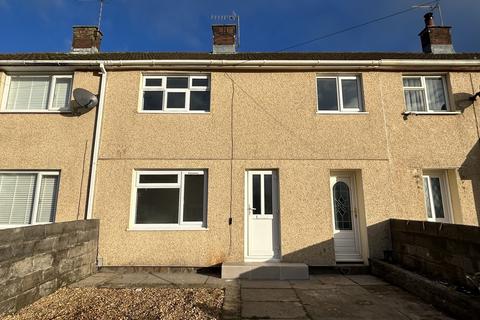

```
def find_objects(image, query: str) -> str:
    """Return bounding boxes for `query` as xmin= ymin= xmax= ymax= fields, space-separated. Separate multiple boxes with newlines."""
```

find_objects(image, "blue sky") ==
xmin=0 ymin=0 xmax=478 ymax=53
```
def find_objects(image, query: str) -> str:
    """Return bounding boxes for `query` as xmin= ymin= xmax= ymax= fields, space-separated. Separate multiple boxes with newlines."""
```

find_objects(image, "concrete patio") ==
xmin=70 ymin=271 xmax=453 ymax=319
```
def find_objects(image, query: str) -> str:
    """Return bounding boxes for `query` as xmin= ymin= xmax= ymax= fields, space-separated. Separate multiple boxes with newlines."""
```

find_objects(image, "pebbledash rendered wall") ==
xmin=0 ymin=71 xmax=100 ymax=223
xmin=0 ymin=220 xmax=99 ymax=316
xmin=92 ymin=70 xmax=480 ymax=267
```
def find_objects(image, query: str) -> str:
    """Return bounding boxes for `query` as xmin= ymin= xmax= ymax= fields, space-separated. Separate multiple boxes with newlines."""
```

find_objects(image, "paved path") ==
xmin=71 ymin=272 xmax=452 ymax=319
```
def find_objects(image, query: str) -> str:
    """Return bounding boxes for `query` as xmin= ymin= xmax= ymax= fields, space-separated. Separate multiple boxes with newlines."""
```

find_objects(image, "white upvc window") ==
xmin=130 ymin=170 xmax=207 ymax=230
xmin=403 ymin=75 xmax=450 ymax=112
xmin=422 ymin=171 xmax=452 ymax=223
xmin=316 ymin=75 xmax=363 ymax=112
xmin=141 ymin=75 xmax=210 ymax=113
xmin=1 ymin=75 xmax=73 ymax=112
xmin=0 ymin=171 xmax=59 ymax=228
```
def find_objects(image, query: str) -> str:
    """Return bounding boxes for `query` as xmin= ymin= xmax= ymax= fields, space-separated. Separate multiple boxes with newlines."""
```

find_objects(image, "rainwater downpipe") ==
xmin=85 ymin=63 xmax=107 ymax=220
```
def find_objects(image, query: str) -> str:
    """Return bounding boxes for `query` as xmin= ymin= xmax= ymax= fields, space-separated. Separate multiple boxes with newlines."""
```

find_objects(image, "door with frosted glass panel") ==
xmin=245 ymin=170 xmax=280 ymax=260
xmin=330 ymin=174 xmax=362 ymax=262
xmin=423 ymin=172 xmax=452 ymax=223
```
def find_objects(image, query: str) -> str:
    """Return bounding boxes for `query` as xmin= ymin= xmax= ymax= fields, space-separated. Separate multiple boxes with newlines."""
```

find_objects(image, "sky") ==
xmin=0 ymin=0 xmax=479 ymax=53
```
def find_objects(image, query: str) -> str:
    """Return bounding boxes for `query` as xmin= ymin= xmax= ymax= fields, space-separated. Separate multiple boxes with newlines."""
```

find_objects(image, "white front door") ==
xmin=330 ymin=174 xmax=362 ymax=262
xmin=245 ymin=170 xmax=280 ymax=261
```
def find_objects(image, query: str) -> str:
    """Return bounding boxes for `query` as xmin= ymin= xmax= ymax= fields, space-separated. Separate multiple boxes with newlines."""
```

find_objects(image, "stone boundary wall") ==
xmin=390 ymin=219 xmax=480 ymax=288
xmin=0 ymin=219 xmax=99 ymax=316
xmin=371 ymin=259 xmax=480 ymax=320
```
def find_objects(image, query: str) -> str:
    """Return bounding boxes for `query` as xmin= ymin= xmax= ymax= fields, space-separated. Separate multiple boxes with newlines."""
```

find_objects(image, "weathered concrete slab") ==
xmin=151 ymin=272 xmax=210 ymax=285
xmin=363 ymin=285 xmax=453 ymax=320
xmin=346 ymin=274 xmax=389 ymax=286
xmin=309 ymin=274 xmax=357 ymax=285
xmin=297 ymin=288 xmax=406 ymax=320
xmin=69 ymin=272 xmax=117 ymax=288
xmin=222 ymin=262 xmax=308 ymax=280
xmin=241 ymin=280 xmax=292 ymax=289
xmin=289 ymin=279 xmax=336 ymax=290
xmin=242 ymin=301 xmax=306 ymax=319
xmin=241 ymin=288 xmax=298 ymax=302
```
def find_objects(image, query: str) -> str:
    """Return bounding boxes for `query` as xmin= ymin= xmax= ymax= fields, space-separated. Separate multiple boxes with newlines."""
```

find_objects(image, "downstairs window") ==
xmin=0 ymin=172 xmax=59 ymax=227
xmin=132 ymin=170 xmax=207 ymax=229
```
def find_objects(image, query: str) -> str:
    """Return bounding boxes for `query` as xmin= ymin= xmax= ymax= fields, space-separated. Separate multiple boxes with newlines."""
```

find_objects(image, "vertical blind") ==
xmin=51 ymin=78 xmax=72 ymax=110
xmin=6 ymin=77 xmax=50 ymax=110
xmin=0 ymin=174 xmax=36 ymax=224
xmin=5 ymin=76 xmax=72 ymax=111
xmin=0 ymin=173 xmax=58 ymax=225
xmin=36 ymin=175 xmax=59 ymax=223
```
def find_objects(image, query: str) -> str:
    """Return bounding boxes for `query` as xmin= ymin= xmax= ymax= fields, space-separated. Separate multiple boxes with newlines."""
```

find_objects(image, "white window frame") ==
xmin=1 ymin=74 xmax=73 ymax=113
xmin=402 ymin=75 xmax=451 ymax=113
xmin=0 ymin=171 xmax=59 ymax=229
xmin=422 ymin=171 xmax=453 ymax=223
xmin=316 ymin=75 xmax=363 ymax=113
xmin=129 ymin=170 xmax=208 ymax=230
xmin=140 ymin=75 xmax=210 ymax=113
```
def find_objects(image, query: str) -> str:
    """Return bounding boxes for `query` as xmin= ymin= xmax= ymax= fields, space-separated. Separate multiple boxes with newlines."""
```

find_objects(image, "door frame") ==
xmin=330 ymin=172 xmax=363 ymax=262
xmin=244 ymin=170 xmax=281 ymax=262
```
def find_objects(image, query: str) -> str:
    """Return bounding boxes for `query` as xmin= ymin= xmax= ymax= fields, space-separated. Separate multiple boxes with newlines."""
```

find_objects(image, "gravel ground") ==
xmin=2 ymin=287 xmax=224 ymax=320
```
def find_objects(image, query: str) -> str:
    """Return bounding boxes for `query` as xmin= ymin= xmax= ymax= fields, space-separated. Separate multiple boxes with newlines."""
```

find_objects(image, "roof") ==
xmin=0 ymin=51 xmax=479 ymax=61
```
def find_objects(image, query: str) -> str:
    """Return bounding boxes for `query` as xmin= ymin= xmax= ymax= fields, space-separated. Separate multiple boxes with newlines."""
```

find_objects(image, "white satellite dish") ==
xmin=73 ymin=88 xmax=98 ymax=113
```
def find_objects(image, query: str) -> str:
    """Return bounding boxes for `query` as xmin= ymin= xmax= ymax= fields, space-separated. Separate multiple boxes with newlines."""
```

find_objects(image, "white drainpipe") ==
xmin=85 ymin=63 xmax=107 ymax=220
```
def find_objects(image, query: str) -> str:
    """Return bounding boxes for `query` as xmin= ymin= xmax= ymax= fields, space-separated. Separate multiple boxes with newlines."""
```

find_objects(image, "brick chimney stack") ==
xmin=419 ymin=13 xmax=454 ymax=54
xmin=71 ymin=26 xmax=103 ymax=54
xmin=212 ymin=24 xmax=237 ymax=54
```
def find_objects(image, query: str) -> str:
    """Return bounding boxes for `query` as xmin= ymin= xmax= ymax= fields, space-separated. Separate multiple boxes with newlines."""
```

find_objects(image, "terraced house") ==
xmin=0 ymin=14 xmax=479 ymax=276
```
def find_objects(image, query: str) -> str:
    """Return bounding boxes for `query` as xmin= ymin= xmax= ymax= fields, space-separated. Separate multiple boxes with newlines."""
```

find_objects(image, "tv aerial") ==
xmin=77 ymin=0 xmax=107 ymax=29
xmin=73 ymin=88 xmax=99 ymax=115
xmin=412 ymin=1 xmax=444 ymax=26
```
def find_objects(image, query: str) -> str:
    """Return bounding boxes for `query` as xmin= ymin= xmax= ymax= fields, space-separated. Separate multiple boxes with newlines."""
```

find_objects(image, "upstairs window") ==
xmin=2 ymin=75 xmax=72 ymax=112
xmin=403 ymin=76 xmax=449 ymax=112
xmin=141 ymin=75 xmax=210 ymax=112
xmin=0 ymin=172 xmax=59 ymax=227
xmin=317 ymin=76 xmax=363 ymax=112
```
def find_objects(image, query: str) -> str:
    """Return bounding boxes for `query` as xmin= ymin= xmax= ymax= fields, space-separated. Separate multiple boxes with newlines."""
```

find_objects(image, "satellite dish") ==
xmin=73 ymin=88 xmax=98 ymax=110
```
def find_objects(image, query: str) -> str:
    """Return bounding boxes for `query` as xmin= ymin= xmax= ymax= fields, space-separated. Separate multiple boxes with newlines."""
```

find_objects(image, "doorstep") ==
xmin=221 ymin=262 xmax=309 ymax=280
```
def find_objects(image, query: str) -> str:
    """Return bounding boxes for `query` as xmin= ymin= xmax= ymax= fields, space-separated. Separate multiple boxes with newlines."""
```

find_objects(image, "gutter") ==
xmin=85 ymin=63 xmax=107 ymax=220
xmin=0 ymin=59 xmax=480 ymax=70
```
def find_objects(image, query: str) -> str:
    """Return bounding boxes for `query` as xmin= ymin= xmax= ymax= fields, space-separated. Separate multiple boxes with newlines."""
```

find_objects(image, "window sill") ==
xmin=138 ymin=111 xmax=210 ymax=114
xmin=402 ymin=111 xmax=461 ymax=116
xmin=316 ymin=111 xmax=369 ymax=115
xmin=0 ymin=222 xmax=51 ymax=229
xmin=0 ymin=110 xmax=71 ymax=114
xmin=128 ymin=225 xmax=208 ymax=231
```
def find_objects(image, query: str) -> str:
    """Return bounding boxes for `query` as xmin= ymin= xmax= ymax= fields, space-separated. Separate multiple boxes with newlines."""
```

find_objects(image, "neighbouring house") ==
xmin=0 ymin=13 xmax=479 ymax=270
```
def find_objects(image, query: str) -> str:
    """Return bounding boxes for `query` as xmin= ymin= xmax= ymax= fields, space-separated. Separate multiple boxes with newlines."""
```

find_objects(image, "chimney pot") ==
xmin=71 ymin=26 xmax=103 ymax=54
xmin=424 ymin=12 xmax=434 ymax=27
xmin=212 ymin=24 xmax=237 ymax=54
xmin=418 ymin=13 xmax=454 ymax=54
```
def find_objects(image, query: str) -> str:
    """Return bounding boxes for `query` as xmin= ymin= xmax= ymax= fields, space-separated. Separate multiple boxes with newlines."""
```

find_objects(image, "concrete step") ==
xmin=221 ymin=262 xmax=309 ymax=280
